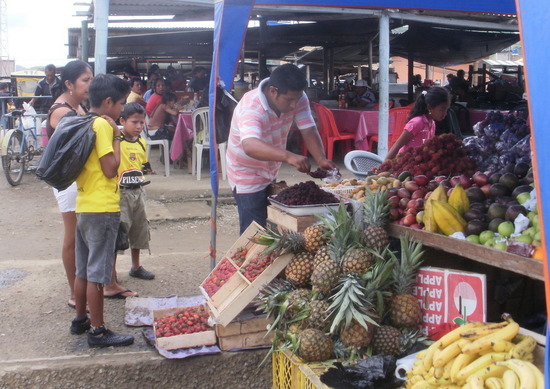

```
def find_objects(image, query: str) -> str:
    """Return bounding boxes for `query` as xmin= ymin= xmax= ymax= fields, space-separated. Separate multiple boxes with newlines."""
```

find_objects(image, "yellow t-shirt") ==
xmin=76 ymin=117 xmax=120 ymax=213
xmin=118 ymin=137 xmax=148 ymax=186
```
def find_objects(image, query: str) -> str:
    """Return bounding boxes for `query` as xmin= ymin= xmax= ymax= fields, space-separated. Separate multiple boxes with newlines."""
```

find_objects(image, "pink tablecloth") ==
xmin=330 ymin=109 xmax=379 ymax=151
xmin=170 ymin=113 xmax=193 ymax=161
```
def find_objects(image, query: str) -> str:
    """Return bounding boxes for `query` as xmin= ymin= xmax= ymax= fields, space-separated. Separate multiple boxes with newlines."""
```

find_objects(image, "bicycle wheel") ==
xmin=2 ymin=131 xmax=26 ymax=186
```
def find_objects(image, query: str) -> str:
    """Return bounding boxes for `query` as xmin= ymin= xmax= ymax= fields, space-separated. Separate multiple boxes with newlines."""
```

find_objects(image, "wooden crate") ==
xmin=200 ymin=222 xmax=294 ymax=326
xmin=267 ymin=205 xmax=318 ymax=232
xmin=215 ymin=309 xmax=274 ymax=351
xmin=152 ymin=305 xmax=217 ymax=351
xmin=218 ymin=330 xmax=274 ymax=351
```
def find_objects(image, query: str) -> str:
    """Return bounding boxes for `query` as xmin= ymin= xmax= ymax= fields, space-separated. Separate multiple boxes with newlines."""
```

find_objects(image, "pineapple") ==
xmin=341 ymin=246 xmax=375 ymax=275
xmin=340 ymin=320 xmax=375 ymax=348
xmin=285 ymin=251 xmax=315 ymax=287
xmin=251 ymin=227 xmax=304 ymax=254
xmin=362 ymin=190 xmax=390 ymax=250
xmin=297 ymin=328 xmax=333 ymax=362
xmin=313 ymin=245 xmax=332 ymax=267
xmin=311 ymin=258 xmax=341 ymax=295
xmin=303 ymin=224 xmax=328 ymax=253
xmin=389 ymin=236 xmax=424 ymax=328
xmin=371 ymin=325 xmax=402 ymax=356
xmin=305 ymin=299 xmax=330 ymax=332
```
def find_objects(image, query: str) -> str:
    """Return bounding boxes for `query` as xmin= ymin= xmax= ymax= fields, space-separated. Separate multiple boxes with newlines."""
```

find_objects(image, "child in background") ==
xmin=148 ymin=91 xmax=179 ymax=141
xmin=385 ymin=86 xmax=451 ymax=161
xmin=117 ymin=102 xmax=154 ymax=281
xmin=70 ymin=74 xmax=134 ymax=348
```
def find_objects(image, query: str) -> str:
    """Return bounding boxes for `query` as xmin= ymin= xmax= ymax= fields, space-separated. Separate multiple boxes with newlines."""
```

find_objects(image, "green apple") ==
xmin=527 ymin=211 xmax=537 ymax=222
xmin=522 ymin=227 xmax=537 ymax=238
xmin=466 ymin=235 xmax=480 ymax=244
xmin=516 ymin=192 xmax=531 ymax=205
xmin=479 ymin=230 xmax=496 ymax=245
xmin=512 ymin=235 xmax=533 ymax=244
xmin=498 ymin=221 xmax=515 ymax=238
xmin=533 ymin=240 xmax=542 ymax=247
xmin=484 ymin=238 xmax=497 ymax=248
xmin=494 ymin=241 xmax=508 ymax=250
xmin=532 ymin=217 xmax=540 ymax=228
xmin=533 ymin=231 xmax=541 ymax=241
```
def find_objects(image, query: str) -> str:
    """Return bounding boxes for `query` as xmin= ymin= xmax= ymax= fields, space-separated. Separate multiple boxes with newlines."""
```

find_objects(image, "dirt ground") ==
xmin=0 ymin=150 xmax=316 ymax=387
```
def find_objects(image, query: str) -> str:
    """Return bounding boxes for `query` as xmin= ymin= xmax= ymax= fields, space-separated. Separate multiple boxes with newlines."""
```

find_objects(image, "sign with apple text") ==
xmin=413 ymin=267 xmax=486 ymax=337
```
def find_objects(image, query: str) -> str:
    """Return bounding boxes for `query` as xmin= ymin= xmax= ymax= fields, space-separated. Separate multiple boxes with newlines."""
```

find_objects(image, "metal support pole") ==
xmin=377 ymin=11 xmax=390 ymax=159
xmin=81 ymin=19 xmax=89 ymax=63
xmin=368 ymin=38 xmax=373 ymax=85
xmin=93 ymin=0 xmax=109 ymax=75
xmin=258 ymin=16 xmax=268 ymax=80
xmin=407 ymin=53 xmax=414 ymax=102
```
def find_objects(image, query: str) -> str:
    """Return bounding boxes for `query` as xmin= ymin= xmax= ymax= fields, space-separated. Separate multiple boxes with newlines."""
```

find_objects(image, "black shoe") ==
xmin=129 ymin=266 xmax=155 ymax=280
xmin=70 ymin=316 xmax=91 ymax=335
xmin=87 ymin=328 xmax=134 ymax=348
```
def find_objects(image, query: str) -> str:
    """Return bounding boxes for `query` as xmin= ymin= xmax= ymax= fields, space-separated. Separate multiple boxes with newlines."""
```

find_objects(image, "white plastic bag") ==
xmin=21 ymin=102 xmax=37 ymax=129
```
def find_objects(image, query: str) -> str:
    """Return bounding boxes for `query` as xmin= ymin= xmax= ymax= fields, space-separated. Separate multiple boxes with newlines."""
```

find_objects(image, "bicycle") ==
xmin=1 ymin=110 xmax=47 ymax=186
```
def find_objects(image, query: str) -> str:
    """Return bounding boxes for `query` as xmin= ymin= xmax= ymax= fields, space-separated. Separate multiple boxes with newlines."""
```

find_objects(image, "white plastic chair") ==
xmin=344 ymin=150 xmax=383 ymax=180
xmin=191 ymin=107 xmax=227 ymax=181
xmin=143 ymin=115 xmax=170 ymax=177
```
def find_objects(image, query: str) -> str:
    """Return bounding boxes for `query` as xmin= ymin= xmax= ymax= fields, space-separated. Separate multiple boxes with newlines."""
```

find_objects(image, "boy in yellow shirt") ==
xmin=117 ymin=102 xmax=154 ymax=280
xmin=70 ymin=74 xmax=134 ymax=348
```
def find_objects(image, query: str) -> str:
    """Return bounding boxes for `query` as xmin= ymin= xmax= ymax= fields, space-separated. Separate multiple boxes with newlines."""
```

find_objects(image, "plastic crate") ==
xmin=272 ymin=350 xmax=330 ymax=389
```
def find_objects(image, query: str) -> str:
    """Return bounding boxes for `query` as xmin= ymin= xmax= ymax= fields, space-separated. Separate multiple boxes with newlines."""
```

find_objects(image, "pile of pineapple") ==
xmin=255 ymin=190 xmax=427 ymax=363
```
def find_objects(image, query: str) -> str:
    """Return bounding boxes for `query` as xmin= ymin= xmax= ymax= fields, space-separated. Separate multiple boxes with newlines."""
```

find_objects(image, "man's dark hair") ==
xmin=0 ymin=82 xmax=8 ymax=91
xmin=457 ymin=69 xmax=465 ymax=78
xmin=268 ymin=64 xmax=307 ymax=94
xmin=60 ymin=60 xmax=92 ymax=93
xmin=89 ymin=74 xmax=130 ymax=108
xmin=162 ymin=91 xmax=176 ymax=104
xmin=121 ymin=102 xmax=145 ymax=120
xmin=129 ymin=77 xmax=142 ymax=87
xmin=45 ymin=64 xmax=56 ymax=72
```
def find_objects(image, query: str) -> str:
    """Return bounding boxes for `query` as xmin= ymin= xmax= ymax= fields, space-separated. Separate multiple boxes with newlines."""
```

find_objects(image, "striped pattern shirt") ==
xmin=226 ymin=78 xmax=315 ymax=193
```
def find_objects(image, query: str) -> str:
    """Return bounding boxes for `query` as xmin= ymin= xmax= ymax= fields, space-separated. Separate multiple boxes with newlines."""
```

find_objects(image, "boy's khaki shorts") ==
xmin=120 ymin=187 xmax=150 ymax=250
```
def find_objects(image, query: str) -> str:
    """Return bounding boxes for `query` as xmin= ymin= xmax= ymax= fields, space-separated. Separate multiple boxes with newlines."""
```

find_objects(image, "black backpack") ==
xmin=36 ymin=112 xmax=98 ymax=191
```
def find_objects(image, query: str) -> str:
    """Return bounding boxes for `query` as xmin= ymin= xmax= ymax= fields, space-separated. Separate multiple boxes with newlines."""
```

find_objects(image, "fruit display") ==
xmin=257 ymin=194 xmax=427 ymax=363
xmin=464 ymin=111 xmax=531 ymax=173
xmin=375 ymin=134 xmax=476 ymax=179
xmin=230 ymin=246 xmax=248 ymax=266
xmin=405 ymin=316 xmax=544 ymax=388
xmin=273 ymin=180 xmax=338 ymax=205
xmin=202 ymin=258 xmax=238 ymax=297
xmin=322 ymin=173 xmax=402 ymax=200
xmin=154 ymin=305 xmax=211 ymax=338
xmin=240 ymin=249 xmax=278 ymax=282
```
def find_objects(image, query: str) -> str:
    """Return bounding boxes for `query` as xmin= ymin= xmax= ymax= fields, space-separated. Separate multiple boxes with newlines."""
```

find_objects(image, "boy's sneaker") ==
xmin=87 ymin=328 xmax=134 ymax=348
xmin=129 ymin=266 xmax=155 ymax=280
xmin=70 ymin=316 xmax=91 ymax=335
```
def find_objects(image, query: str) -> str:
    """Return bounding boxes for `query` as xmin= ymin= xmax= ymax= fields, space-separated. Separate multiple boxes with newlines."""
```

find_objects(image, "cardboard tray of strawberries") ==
xmin=199 ymin=222 xmax=294 ymax=326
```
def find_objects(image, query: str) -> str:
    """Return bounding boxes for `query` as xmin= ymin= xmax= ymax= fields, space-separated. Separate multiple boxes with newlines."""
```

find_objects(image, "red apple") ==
xmin=399 ymin=197 xmax=409 ymax=210
xmin=413 ymin=175 xmax=429 ymax=187
xmin=450 ymin=176 xmax=461 ymax=187
xmin=410 ymin=223 xmax=423 ymax=229
xmin=404 ymin=181 xmax=419 ymax=193
xmin=414 ymin=198 xmax=425 ymax=209
xmin=447 ymin=188 xmax=454 ymax=197
xmin=389 ymin=208 xmax=401 ymax=220
xmin=405 ymin=208 xmax=418 ymax=215
xmin=411 ymin=188 xmax=427 ymax=200
xmin=472 ymin=172 xmax=489 ymax=186
xmin=424 ymin=191 xmax=433 ymax=201
xmin=434 ymin=175 xmax=447 ymax=183
xmin=402 ymin=214 xmax=417 ymax=226
xmin=480 ymin=184 xmax=491 ymax=197
xmin=397 ymin=188 xmax=411 ymax=199
xmin=458 ymin=175 xmax=472 ymax=189
xmin=440 ymin=179 xmax=452 ymax=189
xmin=426 ymin=180 xmax=439 ymax=191
xmin=388 ymin=195 xmax=400 ymax=207
xmin=406 ymin=199 xmax=418 ymax=210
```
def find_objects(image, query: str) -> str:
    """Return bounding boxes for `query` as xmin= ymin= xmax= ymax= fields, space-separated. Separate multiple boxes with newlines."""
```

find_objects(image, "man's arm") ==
xmin=300 ymin=126 xmax=338 ymax=170
xmin=242 ymin=137 xmax=311 ymax=173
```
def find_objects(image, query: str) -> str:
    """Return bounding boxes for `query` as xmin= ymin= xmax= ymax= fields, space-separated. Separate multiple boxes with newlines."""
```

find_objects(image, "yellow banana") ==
xmin=464 ymin=363 xmax=508 ymax=383
xmin=495 ymin=359 xmax=536 ymax=389
xmin=525 ymin=360 xmax=544 ymax=389
xmin=508 ymin=335 xmax=537 ymax=360
xmin=438 ymin=322 xmax=484 ymax=348
xmin=450 ymin=352 xmax=479 ymax=383
xmin=433 ymin=339 xmax=470 ymax=368
xmin=437 ymin=200 xmax=468 ymax=226
xmin=522 ymin=352 xmax=535 ymax=363
xmin=448 ymin=184 xmax=470 ymax=216
xmin=410 ymin=380 xmax=436 ymax=389
xmin=457 ymin=353 xmax=509 ymax=383
xmin=442 ymin=356 xmax=454 ymax=379
xmin=492 ymin=340 xmax=515 ymax=353
xmin=433 ymin=366 xmax=444 ymax=379
xmin=459 ymin=321 xmax=509 ymax=340
xmin=408 ymin=374 xmax=424 ymax=385
xmin=485 ymin=377 xmax=505 ymax=389
xmin=423 ymin=340 xmax=442 ymax=371
xmin=469 ymin=375 xmax=484 ymax=389
xmin=502 ymin=369 xmax=520 ymax=389
xmin=432 ymin=183 xmax=448 ymax=202
xmin=416 ymin=350 xmax=427 ymax=359
xmin=424 ymin=184 xmax=447 ymax=232
xmin=461 ymin=322 xmax=520 ymax=355
xmin=431 ymin=200 xmax=466 ymax=235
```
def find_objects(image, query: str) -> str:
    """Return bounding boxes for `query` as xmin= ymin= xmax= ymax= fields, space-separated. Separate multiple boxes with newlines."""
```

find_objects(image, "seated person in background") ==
xmin=349 ymin=80 xmax=376 ymax=108
xmin=145 ymin=78 xmax=166 ymax=117
xmin=127 ymin=77 xmax=147 ymax=108
xmin=188 ymin=66 xmax=208 ymax=92
xmin=147 ymin=92 xmax=178 ymax=141
xmin=385 ymin=87 xmax=451 ymax=161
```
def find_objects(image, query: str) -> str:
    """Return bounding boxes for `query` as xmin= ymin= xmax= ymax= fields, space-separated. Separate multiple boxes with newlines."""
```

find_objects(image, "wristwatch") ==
xmin=113 ymin=136 xmax=124 ymax=141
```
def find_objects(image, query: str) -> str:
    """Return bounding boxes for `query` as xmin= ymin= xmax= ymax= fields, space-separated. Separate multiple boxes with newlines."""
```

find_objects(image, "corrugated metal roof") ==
xmin=482 ymin=59 xmax=523 ymax=66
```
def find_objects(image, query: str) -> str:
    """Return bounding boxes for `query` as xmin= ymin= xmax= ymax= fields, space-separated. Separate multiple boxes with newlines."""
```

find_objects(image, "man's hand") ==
xmin=317 ymin=157 xmax=338 ymax=171
xmin=287 ymin=153 xmax=311 ymax=173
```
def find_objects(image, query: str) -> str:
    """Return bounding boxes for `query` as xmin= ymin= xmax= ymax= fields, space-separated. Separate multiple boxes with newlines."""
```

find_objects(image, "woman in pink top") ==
xmin=386 ymin=86 xmax=450 ymax=161
xmin=145 ymin=78 xmax=166 ymax=117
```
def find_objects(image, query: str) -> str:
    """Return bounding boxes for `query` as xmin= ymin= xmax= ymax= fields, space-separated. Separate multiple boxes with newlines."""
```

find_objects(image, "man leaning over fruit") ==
xmin=226 ymin=64 xmax=337 ymax=234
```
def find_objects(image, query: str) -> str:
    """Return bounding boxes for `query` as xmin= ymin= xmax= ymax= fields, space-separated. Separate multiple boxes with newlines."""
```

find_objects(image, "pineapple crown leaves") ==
xmin=327 ymin=273 xmax=378 ymax=335
xmin=250 ymin=227 xmax=305 ymax=254
xmin=259 ymin=330 xmax=299 ymax=367
xmin=361 ymin=256 xmax=396 ymax=317
xmin=363 ymin=189 xmax=390 ymax=227
xmin=392 ymin=235 xmax=424 ymax=295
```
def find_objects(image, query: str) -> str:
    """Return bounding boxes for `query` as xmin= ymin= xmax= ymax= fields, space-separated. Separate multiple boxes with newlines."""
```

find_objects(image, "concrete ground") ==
xmin=0 ymin=147 xmax=347 ymax=388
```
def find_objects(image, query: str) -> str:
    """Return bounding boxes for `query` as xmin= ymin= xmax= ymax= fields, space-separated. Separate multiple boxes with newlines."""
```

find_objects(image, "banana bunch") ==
xmin=431 ymin=200 xmax=467 ymax=236
xmin=424 ymin=184 xmax=447 ymax=233
xmin=405 ymin=318 xmax=544 ymax=389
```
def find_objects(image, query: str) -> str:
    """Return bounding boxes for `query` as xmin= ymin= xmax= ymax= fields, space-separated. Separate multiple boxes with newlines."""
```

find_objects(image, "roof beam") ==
xmin=388 ymin=10 xmax=518 ymax=31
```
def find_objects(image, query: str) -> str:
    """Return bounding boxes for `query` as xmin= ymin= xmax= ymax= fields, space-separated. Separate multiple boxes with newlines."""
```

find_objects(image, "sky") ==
xmin=6 ymin=0 xmax=87 ymax=68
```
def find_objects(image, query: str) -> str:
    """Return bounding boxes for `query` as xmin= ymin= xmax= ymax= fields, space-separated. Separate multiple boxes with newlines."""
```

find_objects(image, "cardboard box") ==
xmin=413 ymin=266 xmax=486 ymax=336
xmin=215 ymin=309 xmax=272 ymax=337
xmin=200 ymin=222 xmax=294 ymax=326
xmin=267 ymin=205 xmax=318 ymax=232
xmin=218 ymin=331 xmax=274 ymax=351
xmin=152 ymin=305 xmax=217 ymax=351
